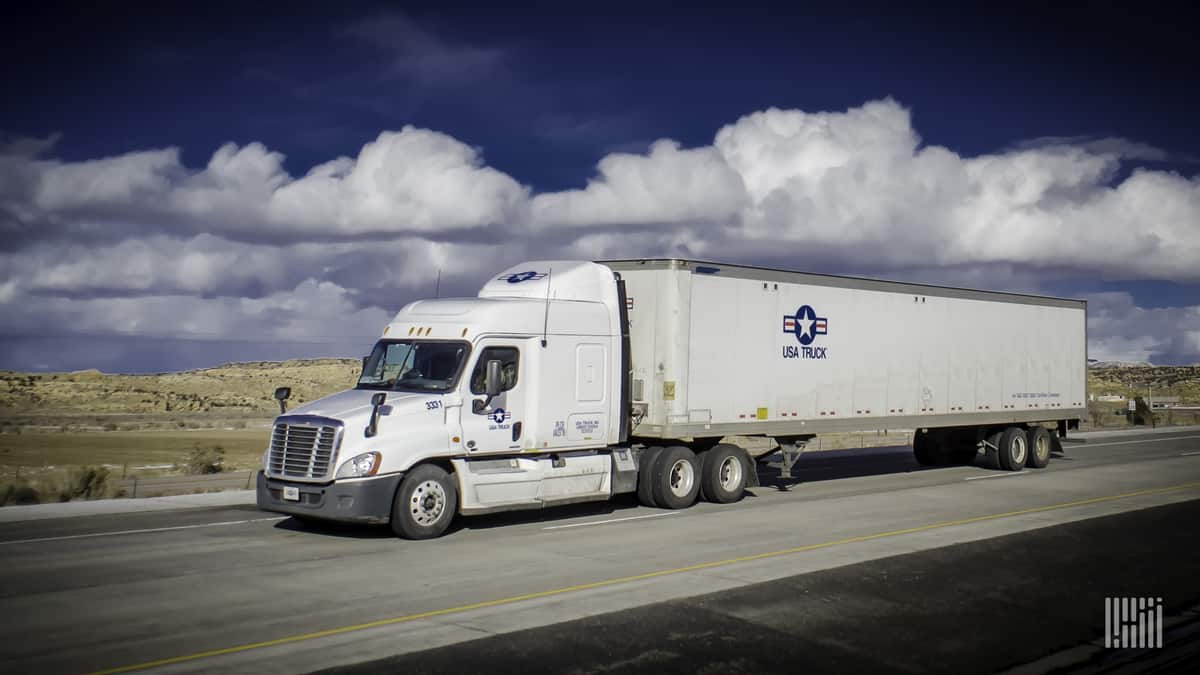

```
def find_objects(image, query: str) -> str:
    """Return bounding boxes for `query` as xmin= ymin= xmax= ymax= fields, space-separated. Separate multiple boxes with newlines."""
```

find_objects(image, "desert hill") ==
xmin=0 ymin=359 xmax=360 ymax=426
xmin=1 ymin=359 xmax=1197 ymax=431
xmin=1087 ymin=365 xmax=1200 ymax=402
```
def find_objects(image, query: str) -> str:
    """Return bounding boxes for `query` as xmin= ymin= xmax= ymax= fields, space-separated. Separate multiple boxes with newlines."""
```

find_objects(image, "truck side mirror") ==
xmin=485 ymin=360 xmax=503 ymax=397
xmin=366 ymin=392 xmax=387 ymax=437
xmin=274 ymin=386 xmax=291 ymax=414
xmin=473 ymin=360 xmax=504 ymax=414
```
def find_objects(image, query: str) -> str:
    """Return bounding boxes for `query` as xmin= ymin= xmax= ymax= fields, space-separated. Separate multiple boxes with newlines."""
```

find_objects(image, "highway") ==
xmin=1 ymin=428 xmax=1198 ymax=674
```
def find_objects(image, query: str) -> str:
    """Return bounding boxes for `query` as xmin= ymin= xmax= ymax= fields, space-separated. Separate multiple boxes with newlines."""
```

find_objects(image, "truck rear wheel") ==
xmin=636 ymin=446 xmax=665 ymax=507
xmin=391 ymin=464 xmax=457 ymax=539
xmin=1026 ymin=426 xmax=1051 ymax=468
xmin=987 ymin=427 xmax=1027 ymax=471
xmin=700 ymin=444 xmax=747 ymax=503
xmin=651 ymin=445 xmax=701 ymax=509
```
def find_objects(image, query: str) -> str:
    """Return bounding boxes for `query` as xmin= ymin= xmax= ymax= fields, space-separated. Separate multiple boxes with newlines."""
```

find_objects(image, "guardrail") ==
xmin=115 ymin=471 xmax=256 ymax=498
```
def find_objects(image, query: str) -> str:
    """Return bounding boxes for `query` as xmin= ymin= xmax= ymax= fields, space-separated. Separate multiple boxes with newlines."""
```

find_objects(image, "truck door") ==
xmin=460 ymin=342 xmax=526 ymax=455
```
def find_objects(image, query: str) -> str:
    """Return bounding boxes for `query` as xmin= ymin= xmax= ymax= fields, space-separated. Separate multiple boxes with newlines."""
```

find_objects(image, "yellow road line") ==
xmin=89 ymin=481 xmax=1200 ymax=674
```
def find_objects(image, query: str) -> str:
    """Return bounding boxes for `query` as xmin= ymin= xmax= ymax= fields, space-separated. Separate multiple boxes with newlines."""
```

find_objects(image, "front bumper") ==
xmin=256 ymin=471 xmax=403 ymax=524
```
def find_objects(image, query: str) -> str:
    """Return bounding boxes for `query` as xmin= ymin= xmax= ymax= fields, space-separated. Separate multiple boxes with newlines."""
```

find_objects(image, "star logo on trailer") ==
xmin=782 ymin=304 xmax=829 ymax=360
xmin=488 ymin=408 xmax=512 ymax=424
xmin=783 ymin=305 xmax=828 ymax=345
xmin=499 ymin=271 xmax=547 ymax=284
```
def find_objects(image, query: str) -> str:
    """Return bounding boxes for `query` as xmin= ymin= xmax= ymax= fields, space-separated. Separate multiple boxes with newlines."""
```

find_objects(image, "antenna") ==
xmin=435 ymin=269 xmax=441 ymax=299
xmin=541 ymin=267 xmax=553 ymax=348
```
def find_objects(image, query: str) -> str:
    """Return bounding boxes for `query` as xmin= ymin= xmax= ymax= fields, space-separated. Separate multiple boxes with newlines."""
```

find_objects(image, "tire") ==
xmin=390 ymin=464 xmax=458 ymax=539
xmin=951 ymin=445 xmax=978 ymax=465
xmin=700 ymin=444 xmax=747 ymax=503
xmin=913 ymin=431 xmax=941 ymax=466
xmin=1026 ymin=426 xmax=1051 ymax=468
xmin=942 ymin=429 xmax=978 ymax=465
xmin=651 ymin=445 xmax=701 ymax=509
xmin=994 ymin=427 xmax=1028 ymax=471
xmin=636 ymin=446 xmax=665 ymax=507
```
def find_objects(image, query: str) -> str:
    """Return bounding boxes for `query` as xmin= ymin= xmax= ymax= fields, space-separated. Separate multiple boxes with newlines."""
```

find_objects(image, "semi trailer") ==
xmin=257 ymin=259 xmax=1087 ymax=539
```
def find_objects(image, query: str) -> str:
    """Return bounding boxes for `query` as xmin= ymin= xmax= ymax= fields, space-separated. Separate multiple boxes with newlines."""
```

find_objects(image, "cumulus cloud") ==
xmin=1087 ymin=292 xmax=1200 ymax=364
xmin=3 ymin=98 xmax=1200 ymax=369
xmin=3 ymin=128 xmax=526 ymax=247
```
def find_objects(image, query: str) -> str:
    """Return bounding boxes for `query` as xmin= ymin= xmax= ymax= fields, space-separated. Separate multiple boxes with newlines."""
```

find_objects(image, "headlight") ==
xmin=261 ymin=448 xmax=270 ymax=471
xmin=336 ymin=452 xmax=381 ymax=478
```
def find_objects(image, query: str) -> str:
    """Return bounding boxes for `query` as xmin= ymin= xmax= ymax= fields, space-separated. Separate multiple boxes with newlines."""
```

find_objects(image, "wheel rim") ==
xmin=1011 ymin=435 xmax=1027 ymax=465
xmin=668 ymin=458 xmax=695 ymax=497
xmin=410 ymin=480 xmax=446 ymax=526
xmin=718 ymin=455 xmax=743 ymax=491
xmin=1034 ymin=434 xmax=1050 ymax=462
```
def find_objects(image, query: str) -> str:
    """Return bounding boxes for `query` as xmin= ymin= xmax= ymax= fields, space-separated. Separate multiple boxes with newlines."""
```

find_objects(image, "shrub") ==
xmin=66 ymin=466 xmax=110 ymax=500
xmin=182 ymin=444 xmax=225 ymax=475
xmin=1 ymin=482 xmax=43 ymax=505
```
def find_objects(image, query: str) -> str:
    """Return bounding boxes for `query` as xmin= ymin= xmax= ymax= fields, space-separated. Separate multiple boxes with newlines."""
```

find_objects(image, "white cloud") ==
xmin=4 ymin=98 xmax=1200 ymax=369
xmin=530 ymin=139 xmax=746 ymax=227
xmin=1087 ymin=292 xmax=1200 ymax=364
xmin=3 ymin=127 xmax=527 ymax=241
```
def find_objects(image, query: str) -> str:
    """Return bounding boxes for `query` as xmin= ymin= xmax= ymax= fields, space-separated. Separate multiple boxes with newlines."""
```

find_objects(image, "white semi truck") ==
xmin=257 ymin=259 xmax=1087 ymax=538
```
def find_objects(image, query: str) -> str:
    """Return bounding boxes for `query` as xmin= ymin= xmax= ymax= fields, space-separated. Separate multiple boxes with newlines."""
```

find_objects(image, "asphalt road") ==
xmin=322 ymin=500 xmax=1200 ymax=675
xmin=1 ymin=428 xmax=1198 ymax=674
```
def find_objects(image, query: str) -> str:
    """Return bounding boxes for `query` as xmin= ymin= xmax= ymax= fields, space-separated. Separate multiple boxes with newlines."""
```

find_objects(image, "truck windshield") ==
xmin=356 ymin=340 xmax=470 ymax=392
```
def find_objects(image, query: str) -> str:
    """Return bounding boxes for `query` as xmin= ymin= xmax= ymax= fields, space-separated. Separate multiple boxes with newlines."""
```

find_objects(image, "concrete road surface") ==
xmin=0 ymin=428 xmax=1198 ymax=674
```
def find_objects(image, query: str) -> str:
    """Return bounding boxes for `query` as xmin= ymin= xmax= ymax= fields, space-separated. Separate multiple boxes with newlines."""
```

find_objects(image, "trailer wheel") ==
xmin=993 ymin=427 xmax=1028 ymax=471
xmin=390 ymin=463 xmax=457 ymax=539
xmin=951 ymin=446 xmax=978 ymax=465
xmin=913 ymin=431 xmax=941 ymax=466
xmin=1026 ymin=426 xmax=1051 ymax=468
xmin=651 ymin=445 xmax=701 ymax=509
xmin=942 ymin=429 xmax=978 ymax=465
xmin=636 ymin=446 xmax=665 ymax=507
xmin=700 ymin=444 xmax=747 ymax=503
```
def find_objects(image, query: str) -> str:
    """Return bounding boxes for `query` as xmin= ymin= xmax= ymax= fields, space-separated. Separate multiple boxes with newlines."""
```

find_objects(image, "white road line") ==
xmin=0 ymin=516 xmax=288 ymax=546
xmin=1082 ymin=434 xmax=1200 ymax=449
xmin=1182 ymin=451 xmax=1200 ymax=457
xmin=543 ymin=512 xmax=680 ymax=531
xmin=965 ymin=472 xmax=1034 ymax=481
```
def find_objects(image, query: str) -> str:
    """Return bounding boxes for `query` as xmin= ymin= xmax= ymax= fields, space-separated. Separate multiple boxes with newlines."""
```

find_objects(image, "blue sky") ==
xmin=1 ymin=1 xmax=1198 ymax=371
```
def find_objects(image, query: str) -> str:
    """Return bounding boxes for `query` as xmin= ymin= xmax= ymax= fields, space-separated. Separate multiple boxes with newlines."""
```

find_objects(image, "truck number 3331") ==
xmin=426 ymin=400 xmax=441 ymax=410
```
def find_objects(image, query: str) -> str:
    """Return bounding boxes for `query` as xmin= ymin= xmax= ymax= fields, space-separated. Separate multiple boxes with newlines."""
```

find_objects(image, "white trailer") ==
xmin=257 ymin=259 xmax=1086 ymax=538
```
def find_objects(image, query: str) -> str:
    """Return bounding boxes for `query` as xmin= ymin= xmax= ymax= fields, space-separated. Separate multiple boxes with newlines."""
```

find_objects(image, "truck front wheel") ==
xmin=391 ymin=464 xmax=458 ymax=539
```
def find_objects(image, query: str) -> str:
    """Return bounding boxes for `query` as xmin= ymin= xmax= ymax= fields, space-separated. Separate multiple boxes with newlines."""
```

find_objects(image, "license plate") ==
xmin=282 ymin=486 xmax=300 ymax=501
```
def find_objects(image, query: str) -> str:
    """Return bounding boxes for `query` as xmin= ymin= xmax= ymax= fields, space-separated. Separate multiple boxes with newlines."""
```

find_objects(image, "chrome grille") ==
xmin=268 ymin=417 xmax=342 ymax=480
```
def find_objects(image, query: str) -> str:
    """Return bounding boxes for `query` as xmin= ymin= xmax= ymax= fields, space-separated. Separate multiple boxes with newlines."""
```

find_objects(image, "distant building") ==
xmin=1149 ymin=396 xmax=1180 ymax=409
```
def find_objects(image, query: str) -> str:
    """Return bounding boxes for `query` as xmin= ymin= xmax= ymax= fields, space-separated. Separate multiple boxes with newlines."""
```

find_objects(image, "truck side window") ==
xmin=470 ymin=347 xmax=520 ymax=395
